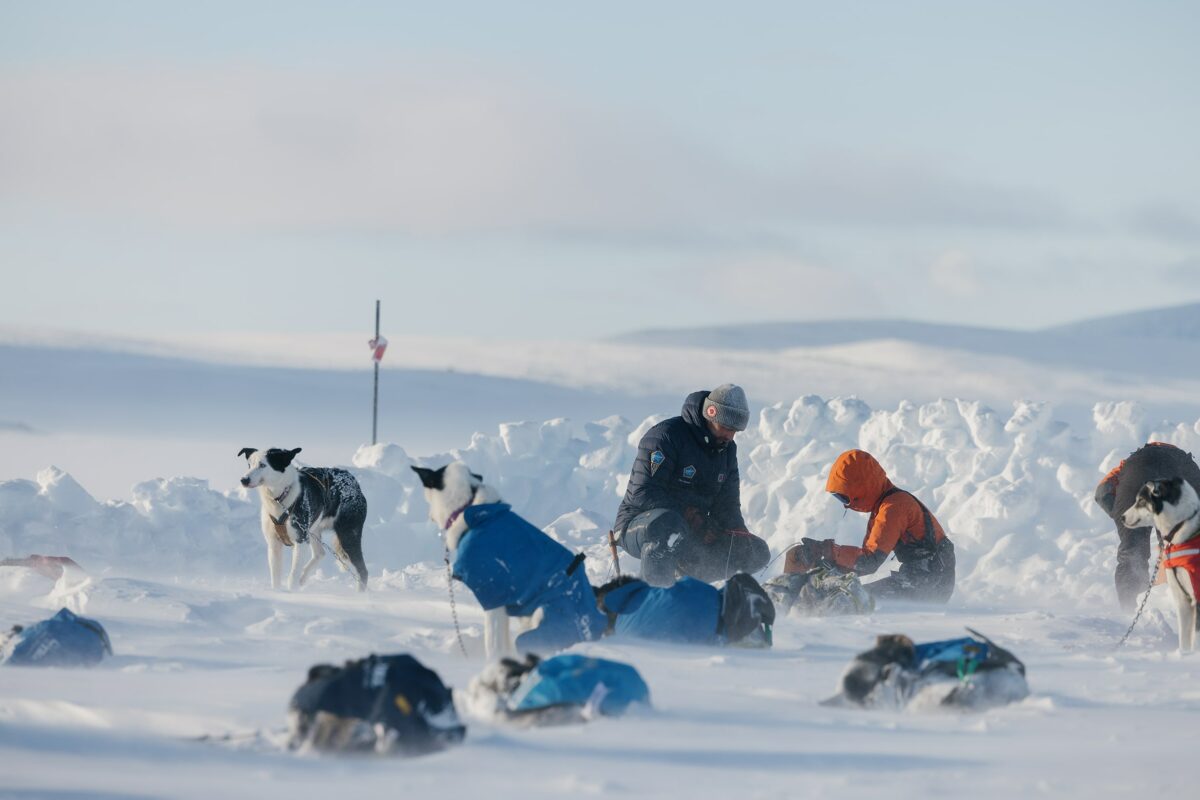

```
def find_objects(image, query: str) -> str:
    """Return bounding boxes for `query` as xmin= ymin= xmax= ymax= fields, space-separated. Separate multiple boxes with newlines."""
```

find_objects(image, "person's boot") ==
xmin=638 ymin=541 xmax=677 ymax=588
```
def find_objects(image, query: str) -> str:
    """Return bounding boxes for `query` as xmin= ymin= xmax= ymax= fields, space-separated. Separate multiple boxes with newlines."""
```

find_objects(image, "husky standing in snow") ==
xmin=238 ymin=447 xmax=369 ymax=592
xmin=1123 ymin=477 xmax=1200 ymax=652
xmin=411 ymin=461 xmax=605 ymax=660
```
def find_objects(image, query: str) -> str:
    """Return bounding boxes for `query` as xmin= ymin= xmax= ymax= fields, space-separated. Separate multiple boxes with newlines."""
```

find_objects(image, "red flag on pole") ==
xmin=368 ymin=335 xmax=388 ymax=363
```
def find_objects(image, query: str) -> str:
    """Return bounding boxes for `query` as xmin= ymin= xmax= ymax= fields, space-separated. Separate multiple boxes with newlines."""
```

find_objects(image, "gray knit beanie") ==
xmin=701 ymin=384 xmax=750 ymax=431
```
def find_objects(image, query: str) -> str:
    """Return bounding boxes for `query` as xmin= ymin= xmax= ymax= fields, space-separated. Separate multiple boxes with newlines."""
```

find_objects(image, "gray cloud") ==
xmin=0 ymin=62 xmax=1073 ymax=239
xmin=1129 ymin=203 xmax=1200 ymax=243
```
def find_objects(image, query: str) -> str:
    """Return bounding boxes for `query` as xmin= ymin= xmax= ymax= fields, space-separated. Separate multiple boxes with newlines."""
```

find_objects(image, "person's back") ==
xmin=1094 ymin=442 xmax=1200 ymax=610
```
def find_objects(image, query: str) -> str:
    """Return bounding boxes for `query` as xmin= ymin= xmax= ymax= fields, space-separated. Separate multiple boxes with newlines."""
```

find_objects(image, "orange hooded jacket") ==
xmin=823 ymin=450 xmax=947 ymax=573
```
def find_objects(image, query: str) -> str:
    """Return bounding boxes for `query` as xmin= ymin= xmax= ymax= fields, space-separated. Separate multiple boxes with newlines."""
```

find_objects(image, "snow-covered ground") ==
xmin=3 ymin=569 xmax=1195 ymax=799
xmin=3 ymin=389 xmax=1200 ymax=796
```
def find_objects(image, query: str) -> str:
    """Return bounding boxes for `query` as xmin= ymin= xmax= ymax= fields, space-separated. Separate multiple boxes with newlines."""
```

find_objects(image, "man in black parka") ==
xmin=1094 ymin=442 xmax=1200 ymax=611
xmin=613 ymin=384 xmax=770 ymax=587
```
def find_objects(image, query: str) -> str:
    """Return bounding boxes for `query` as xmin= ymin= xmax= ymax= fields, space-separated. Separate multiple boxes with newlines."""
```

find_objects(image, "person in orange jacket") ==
xmin=783 ymin=449 xmax=955 ymax=603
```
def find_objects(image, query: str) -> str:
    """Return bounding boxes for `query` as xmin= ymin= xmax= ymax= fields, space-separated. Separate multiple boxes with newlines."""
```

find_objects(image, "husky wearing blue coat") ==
xmin=412 ymin=462 xmax=607 ymax=660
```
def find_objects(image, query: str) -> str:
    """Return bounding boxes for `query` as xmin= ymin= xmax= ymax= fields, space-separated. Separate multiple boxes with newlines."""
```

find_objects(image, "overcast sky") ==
xmin=2 ymin=1 xmax=1198 ymax=341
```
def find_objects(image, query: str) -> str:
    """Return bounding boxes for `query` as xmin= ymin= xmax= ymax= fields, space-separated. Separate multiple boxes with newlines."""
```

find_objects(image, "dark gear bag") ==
xmin=288 ymin=653 xmax=465 ymax=755
xmin=718 ymin=573 xmax=776 ymax=646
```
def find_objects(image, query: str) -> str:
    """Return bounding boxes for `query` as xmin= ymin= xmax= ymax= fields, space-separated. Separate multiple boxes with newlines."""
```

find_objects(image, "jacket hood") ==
xmin=681 ymin=390 xmax=726 ymax=450
xmin=825 ymin=449 xmax=894 ymax=512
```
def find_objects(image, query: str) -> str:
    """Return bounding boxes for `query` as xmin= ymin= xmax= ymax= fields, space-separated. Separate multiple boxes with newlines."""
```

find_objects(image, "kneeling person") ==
xmin=785 ymin=449 xmax=955 ymax=603
xmin=613 ymin=384 xmax=770 ymax=587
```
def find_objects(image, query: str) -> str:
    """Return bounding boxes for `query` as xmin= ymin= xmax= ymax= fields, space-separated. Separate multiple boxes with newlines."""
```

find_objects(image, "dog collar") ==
xmin=1166 ymin=508 xmax=1200 ymax=543
xmin=442 ymin=487 xmax=479 ymax=531
xmin=443 ymin=505 xmax=470 ymax=531
xmin=273 ymin=485 xmax=292 ymax=505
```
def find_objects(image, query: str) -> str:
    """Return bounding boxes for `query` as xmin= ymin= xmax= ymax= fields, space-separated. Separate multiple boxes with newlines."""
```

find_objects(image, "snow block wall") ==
xmin=3 ymin=397 xmax=1200 ymax=608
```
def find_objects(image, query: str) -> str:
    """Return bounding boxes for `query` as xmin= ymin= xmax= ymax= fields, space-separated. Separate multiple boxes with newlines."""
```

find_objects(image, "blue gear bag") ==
xmin=2 ymin=608 xmax=112 ymax=668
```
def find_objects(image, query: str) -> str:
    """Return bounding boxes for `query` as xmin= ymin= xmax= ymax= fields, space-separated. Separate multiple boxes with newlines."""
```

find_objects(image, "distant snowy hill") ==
xmin=614 ymin=303 xmax=1195 ymax=357
xmin=1044 ymin=301 xmax=1200 ymax=339
xmin=613 ymin=304 xmax=1200 ymax=374
xmin=3 ymin=302 xmax=1200 ymax=499
xmin=612 ymin=318 xmax=1029 ymax=351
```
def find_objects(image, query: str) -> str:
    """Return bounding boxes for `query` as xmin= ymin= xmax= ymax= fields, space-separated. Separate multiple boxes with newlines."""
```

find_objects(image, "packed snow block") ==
xmin=765 ymin=567 xmax=874 ymax=617
xmin=462 ymin=653 xmax=649 ymax=726
xmin=288 ymin=653 xmax=465 ymax=756
xmin=1 ymin=607 xmax=112 ymax=667
xmin=825 ymin=630 xmax=1028 ymax=712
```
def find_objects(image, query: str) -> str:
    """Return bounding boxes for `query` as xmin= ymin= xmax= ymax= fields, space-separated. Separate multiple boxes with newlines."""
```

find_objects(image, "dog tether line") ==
xmin=1113 ymin=532 xmax=1167 ymax=651
xmin=444 ymin=547 xmax=470 ymax=659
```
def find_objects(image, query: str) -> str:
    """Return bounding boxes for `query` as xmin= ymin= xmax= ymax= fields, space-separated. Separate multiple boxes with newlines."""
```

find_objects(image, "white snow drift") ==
xmin=4 ymin=395 xmax=1198 ymax=608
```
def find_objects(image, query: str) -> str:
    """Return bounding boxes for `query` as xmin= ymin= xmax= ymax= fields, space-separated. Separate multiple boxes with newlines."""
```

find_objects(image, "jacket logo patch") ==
xmin=649 ymin=450 xmax=665 ymax=477
xmin=681 ymin=465 xmax=697 ymax=481
xmin=718 ymin=473 xmax=726 ymax=482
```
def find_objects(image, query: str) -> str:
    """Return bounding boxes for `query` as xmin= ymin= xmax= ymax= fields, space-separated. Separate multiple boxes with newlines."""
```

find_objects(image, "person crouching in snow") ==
xmin=784 ymin=449 xmax=955 ymax=603
xmin=1093 ymin=442 xmax=1200 ymax=612
xmin=612 ymin=384 xmax=770 ymax=587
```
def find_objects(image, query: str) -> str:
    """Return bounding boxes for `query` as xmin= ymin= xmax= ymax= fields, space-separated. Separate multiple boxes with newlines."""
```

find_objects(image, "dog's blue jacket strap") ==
xmin=605 ymin=577 xmax=723 ymax=645
xmin=454 ymin=503 xmax=606 ymax=651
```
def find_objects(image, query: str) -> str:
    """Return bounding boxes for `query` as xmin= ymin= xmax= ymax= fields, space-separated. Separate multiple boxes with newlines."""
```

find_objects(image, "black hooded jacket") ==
xmin=1095 ymin=442 xmax=1200 ymax=524
xmin=613 ymin=390 xmax=747 ymax=534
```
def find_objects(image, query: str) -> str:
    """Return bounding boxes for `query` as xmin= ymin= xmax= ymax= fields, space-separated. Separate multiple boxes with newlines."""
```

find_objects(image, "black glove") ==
xmin=802 ymin=537 xmax=835 ymax=563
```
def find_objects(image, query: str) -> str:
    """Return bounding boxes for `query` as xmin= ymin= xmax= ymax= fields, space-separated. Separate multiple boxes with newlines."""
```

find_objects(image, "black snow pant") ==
xmin=1115 ymin=521 xmax=1152 ymax=613
xmin=620 ymin=508 xmax=771 ymax=588
xmin=867 ymin=539 xmax=956 ymax=604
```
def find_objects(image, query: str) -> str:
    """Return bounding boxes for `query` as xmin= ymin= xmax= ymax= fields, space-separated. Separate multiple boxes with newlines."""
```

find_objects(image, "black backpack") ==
xmin=718 ymin=573 xmax=777 ymax=645
xmin=289 ymin=653 xmax=465 ymax=755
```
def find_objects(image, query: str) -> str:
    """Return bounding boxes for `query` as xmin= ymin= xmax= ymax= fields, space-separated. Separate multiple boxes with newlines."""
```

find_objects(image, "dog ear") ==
xmin=1165 ymin=476 xmax=1185 ymax=502
xmin=237 ymin=447 xmax=257 ymax=460
xmin=265 ymin=448 xmax=302 ymax=472
xmin=411 ymin=465 xmax=446 ymax=490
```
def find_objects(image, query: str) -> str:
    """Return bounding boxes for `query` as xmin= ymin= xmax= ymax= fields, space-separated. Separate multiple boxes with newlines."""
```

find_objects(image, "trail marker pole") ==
xmin=368 ymin=301 xmax=387 ymax=445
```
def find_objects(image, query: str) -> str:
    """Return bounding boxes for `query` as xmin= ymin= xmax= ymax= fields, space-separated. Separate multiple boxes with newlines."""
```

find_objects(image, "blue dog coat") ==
xmin=508 ymin=654 xmax=650 ymax=717
xmin=602 ymin=577 xmax=724 ymax=645
xmin=452 ymin=503 xmax=606 ymax=653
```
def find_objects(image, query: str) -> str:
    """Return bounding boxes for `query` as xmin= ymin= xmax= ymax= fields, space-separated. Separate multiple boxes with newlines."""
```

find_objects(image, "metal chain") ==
xmin=1114 ymin=535 xmax=1166 ymax=651
xmin=444 ymin=548 xmax=469 ymax=659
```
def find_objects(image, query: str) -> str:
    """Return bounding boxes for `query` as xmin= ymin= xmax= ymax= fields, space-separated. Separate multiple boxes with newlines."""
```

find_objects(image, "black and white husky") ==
xmin=238 ymin=447 xmax=369 ymax=592
xmin=1123 ymin=477 xmax=1200 ymax=652
xmin=410 ymin=461 xmax=530 ymax=660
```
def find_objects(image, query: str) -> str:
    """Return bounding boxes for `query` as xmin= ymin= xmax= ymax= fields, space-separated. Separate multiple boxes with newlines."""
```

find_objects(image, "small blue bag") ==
xmin=2 ymin=608 xmax=112 ymax=667
xmin=508 ymin=654 xmax=650 ymax=718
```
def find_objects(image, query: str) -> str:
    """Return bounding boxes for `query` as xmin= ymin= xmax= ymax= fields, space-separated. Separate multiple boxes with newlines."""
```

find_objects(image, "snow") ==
xmin=3 ymin=389 xmax=1200 ymax=796
xmin=5 ymin=304 xmax=1200 ymax=500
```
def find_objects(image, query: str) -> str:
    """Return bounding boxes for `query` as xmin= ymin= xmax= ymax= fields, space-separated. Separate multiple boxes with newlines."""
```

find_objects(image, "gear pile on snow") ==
xmin=765 ymin=566 xmax=874 ymax=616
xmin=462 ymin=653 xmax=650 ymax=726
xmin=825 ymin=630 xmax=1028 ymax=711
xmin=287 ymin=653 xmax=465 ymax=755
xmin=1 ymin=607 xmax=112 ymax=668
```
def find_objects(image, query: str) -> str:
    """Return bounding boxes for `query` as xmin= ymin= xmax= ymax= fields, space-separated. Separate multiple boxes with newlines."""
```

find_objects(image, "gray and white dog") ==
xmin=1123 ymin=476 xmax=1200 ymax=652
xmin=238 ymin=447 xmax=369 ymax=592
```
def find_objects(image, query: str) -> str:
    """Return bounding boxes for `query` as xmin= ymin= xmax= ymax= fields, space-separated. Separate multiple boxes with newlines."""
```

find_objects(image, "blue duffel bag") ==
xmin=2 ymin=608 xmax=112 ymax=668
